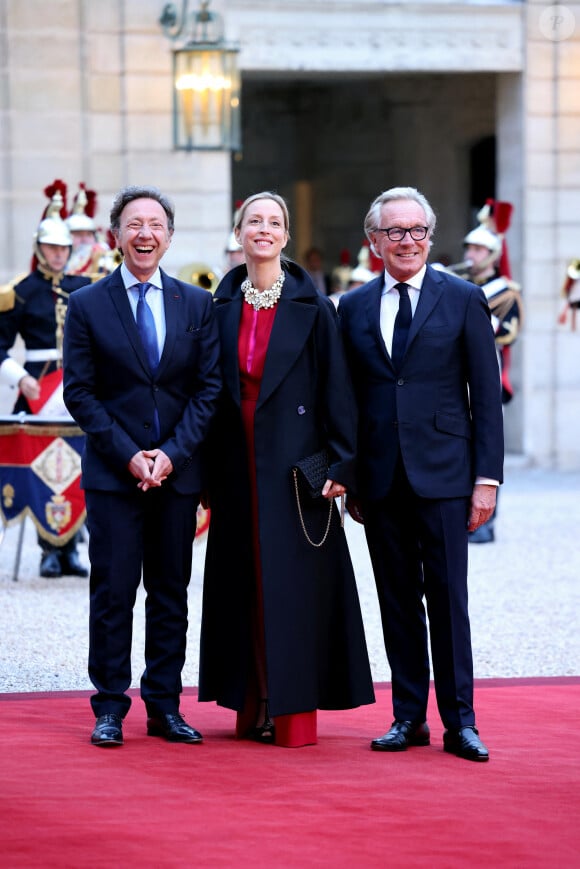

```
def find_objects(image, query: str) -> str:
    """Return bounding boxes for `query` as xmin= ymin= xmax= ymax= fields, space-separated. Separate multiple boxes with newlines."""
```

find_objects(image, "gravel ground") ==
xmin=1 ymin=463 xmax=579 ymax=694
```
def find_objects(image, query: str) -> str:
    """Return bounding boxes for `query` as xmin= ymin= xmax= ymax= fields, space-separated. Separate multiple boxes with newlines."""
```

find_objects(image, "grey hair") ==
xmin=364 ymin=186 xmax=436 ymax=242
xmin=110 ymin=185 xmax=175 ymax=233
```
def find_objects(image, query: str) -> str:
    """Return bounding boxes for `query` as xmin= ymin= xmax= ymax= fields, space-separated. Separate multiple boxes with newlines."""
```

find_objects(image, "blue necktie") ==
xmin=135 ymin=282 xmax=160 ymax=440
xmin=136 ymin=282 xmax=159 ymax=372
xmin=391 ymin=282 xmax=412 ymax=371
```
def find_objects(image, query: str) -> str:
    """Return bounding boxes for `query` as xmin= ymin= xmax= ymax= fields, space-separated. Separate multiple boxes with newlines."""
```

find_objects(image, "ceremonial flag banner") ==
xmin=0 ymin=419 xmax=86 ymax=545
xmin=26 ymin=369 xmax=68 ymax=417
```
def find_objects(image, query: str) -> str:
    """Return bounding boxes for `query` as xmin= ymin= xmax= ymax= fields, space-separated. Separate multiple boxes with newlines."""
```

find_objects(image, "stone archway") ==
xmin=233 ymin=72 xmax=496 ymax=275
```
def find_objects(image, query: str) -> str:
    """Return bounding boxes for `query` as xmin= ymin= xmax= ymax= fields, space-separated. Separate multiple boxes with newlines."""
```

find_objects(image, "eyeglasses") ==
xmin=374 ymin=226 xmax=429 ymax=242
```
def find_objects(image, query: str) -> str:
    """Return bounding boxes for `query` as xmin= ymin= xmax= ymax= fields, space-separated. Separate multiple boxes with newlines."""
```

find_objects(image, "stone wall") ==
xmin=1 ymin=0 xmax=579 ymax=467
xmin=522 ymin=0 xmax=580 ymax=468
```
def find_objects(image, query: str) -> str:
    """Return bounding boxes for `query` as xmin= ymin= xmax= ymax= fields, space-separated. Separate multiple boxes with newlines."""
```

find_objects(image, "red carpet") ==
xmin=1 ymin=679 xmax=579 ymax=868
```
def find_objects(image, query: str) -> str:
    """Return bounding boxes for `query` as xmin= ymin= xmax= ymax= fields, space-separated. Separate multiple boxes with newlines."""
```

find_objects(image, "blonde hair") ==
xmin=234 ymin=191 xmax=291 ymax=237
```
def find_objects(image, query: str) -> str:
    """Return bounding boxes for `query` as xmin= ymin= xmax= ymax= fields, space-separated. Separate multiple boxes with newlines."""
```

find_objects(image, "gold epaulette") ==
xmin=0 ymin=272 xmax=27 ymax=313
xmin=491 ymin=275 xmax=520 ymax=293
xmin=488 ymin=282 xmax=524 ymax=327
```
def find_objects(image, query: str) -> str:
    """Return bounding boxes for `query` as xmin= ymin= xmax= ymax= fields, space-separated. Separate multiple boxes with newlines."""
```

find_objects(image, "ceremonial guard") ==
xmin=329 ymin=248 xmax=375 ymax=307
xmin=461 ymin=200 xmax=523 ymax=542
xmin=557 ymin=257 xmax=580 ymax=330
xmin=223 ymin=202 xmax=245 ymax=273
xmin=66 ymin=183 xmax=119 ymax=279
xmin=0 ymin=181 xmax=91 ymax=576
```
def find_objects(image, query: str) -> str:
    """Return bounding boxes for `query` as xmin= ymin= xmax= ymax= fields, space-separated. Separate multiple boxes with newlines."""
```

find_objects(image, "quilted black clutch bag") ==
xmin=292 ymin=449 xmax=329 ymax=499
xmin=292 ymin=449 xmax=333 ymax=548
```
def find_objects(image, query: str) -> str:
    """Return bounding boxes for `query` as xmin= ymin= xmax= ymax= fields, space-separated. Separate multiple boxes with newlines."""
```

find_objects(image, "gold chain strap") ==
xmin=293 ymin=468 xmax=334 ymax=548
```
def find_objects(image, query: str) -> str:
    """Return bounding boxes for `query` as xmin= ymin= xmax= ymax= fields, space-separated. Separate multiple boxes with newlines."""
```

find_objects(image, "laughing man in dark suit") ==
xmin=338 ymin=187 xmax=503 ymax=762
xmin=63 ymin=186 xmax=221 ymax=747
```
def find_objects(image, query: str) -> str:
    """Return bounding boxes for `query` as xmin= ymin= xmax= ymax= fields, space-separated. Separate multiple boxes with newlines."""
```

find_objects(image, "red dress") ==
xmin=235 ymin=300 xmax=317 ymax=747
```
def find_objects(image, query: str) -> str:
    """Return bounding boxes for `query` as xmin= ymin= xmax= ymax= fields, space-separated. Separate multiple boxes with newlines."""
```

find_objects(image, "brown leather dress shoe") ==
xmin=443 ymin=725 xmax=489 ymax=762
xmin=371 ymin=720 xmax=430 ymax=751
xmin=91 ymin=713 xmax=123 ymax=747
xmin=147 ymin=713 xmax=203 ymax=743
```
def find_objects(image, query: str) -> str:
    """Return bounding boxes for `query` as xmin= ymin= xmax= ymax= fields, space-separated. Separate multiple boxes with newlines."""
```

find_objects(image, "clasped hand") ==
xmin=128 ymin=449 xmax=174 ymax=492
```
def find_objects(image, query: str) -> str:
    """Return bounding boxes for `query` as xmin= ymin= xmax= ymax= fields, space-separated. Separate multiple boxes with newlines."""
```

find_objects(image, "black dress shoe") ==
xmin=40 ymin=551 xmax=62 ymax=578
xmin=147 ymin=713 xmax=203 ymax=743
xmin=59 ymin=550 xmax=89 ymax=577
xmin=91 ymin=713 xmax=123 ymax=747
xmin=371 ymin=720 xmax=430 ymax=752
xmin=443 ymin=725 xmax=489 ymax=762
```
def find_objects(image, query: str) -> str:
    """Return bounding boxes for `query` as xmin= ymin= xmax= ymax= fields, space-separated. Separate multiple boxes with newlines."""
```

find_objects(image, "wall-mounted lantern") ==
xmin=159 ymin=0 xmax=241 ymax=152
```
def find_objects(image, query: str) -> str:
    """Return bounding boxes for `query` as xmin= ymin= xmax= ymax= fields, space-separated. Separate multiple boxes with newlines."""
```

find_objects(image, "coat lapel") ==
xmin=106 ymin=268 xmax=152 ymax=375
xmin=157 ymin=270 xmax=183 ymax=375
xmin=363 ymin=275 xmax=390 ymax=363
xmin=257 ymin=296 xmax=317 ymax=409
xmin=361 ymin=267 xmax=445 ymax=366
xmin=216 ymin=296 xmax=243 ymax=404
xmin=214 ymin=263 xmax=321 ymax=409
xmin=405 ymin=265 xmax=444 ymax=351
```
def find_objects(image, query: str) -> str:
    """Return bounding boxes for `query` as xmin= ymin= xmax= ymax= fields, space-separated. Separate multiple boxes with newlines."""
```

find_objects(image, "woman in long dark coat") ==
xmin=198 ymin=192 xmax=374 ymax=746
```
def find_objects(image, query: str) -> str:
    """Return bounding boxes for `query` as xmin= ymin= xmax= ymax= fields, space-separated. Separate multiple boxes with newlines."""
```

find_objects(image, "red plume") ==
xmin=485 ymin=198 xmax=516 ymax=400
xmin=42 ymin=179 xmax=68 ymax=218
xmin=494 ymin=237 xmax=510 ymax=279
xmin=492 ymin=201 xmax=513 ymax=235
xmin=484 ymin=199 xmax=514 ymax=279
xmin=77 ymin=182 xmax=98 ymax=218
xmin=362 ymin=239 xmax=384 ymax=274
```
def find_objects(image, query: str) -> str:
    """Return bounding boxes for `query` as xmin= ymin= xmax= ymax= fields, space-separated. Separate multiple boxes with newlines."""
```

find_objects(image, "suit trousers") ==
xmin=85 ymin=486 xmax=199 ymax=718
xmin=363 ymin=458 xmax=476 ymax=730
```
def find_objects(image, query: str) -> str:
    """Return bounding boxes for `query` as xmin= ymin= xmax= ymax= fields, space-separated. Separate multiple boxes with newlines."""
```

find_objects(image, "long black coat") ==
xmin=198 ymin=261 xmax=374 ymax=718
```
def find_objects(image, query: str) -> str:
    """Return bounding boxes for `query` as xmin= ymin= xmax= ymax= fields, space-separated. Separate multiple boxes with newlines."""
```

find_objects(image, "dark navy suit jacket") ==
xmin=63 ymin=266 xmax=221 ymax=494
xmin=338 ymin=264 xmax=504 ymax=501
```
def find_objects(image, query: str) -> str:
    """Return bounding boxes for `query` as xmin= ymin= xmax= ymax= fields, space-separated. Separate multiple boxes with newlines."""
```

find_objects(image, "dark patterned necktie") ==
xmin=135 ymin=282 xmax=159 ymax=372
xmin=391 ymin=282 xmax=412 ymax=370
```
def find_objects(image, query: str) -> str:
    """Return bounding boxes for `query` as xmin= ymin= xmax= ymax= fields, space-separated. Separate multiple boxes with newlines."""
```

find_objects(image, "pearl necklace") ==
xmin=241 ymin=272 xmax=285 ymax=310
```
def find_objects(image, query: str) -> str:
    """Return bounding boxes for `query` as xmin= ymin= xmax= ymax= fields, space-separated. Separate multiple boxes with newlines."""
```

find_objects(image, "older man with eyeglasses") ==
xmin=338 ymin=186 xmax=503 ymax=762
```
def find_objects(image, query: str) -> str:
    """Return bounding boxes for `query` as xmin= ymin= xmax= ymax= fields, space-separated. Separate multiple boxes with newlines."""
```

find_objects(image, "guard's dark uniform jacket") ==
xmin=0 ymin=267 xmax=90 ymax=412
xmin=0 ymin=266 xmax=91 ymax=571
xmin=475 ymin=270 xmax=523 ymax=404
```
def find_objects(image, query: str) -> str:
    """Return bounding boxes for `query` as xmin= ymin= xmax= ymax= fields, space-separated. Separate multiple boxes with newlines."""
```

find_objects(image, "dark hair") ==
xmin=110 ymin=185 xmax=175 ymax=233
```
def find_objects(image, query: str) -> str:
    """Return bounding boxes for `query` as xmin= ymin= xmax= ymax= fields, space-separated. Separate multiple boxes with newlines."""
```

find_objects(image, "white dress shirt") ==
xmin=379 ymin=266 xmax=425 ymax=355
xmin=121 ymin=262 xmax=166 ymax=360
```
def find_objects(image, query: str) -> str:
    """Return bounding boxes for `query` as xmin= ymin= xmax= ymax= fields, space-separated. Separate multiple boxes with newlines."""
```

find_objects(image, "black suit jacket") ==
xmin=63 ymin=266 xmax=221 ymax=494
xmin=338 ymin=265 xmax=504 ymax=501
